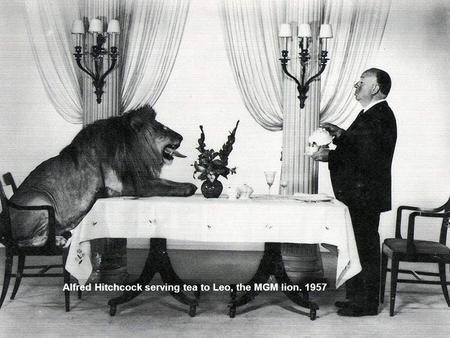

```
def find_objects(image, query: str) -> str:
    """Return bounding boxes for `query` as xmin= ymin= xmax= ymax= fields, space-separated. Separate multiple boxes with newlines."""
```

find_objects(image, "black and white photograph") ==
xmin=0 ymin=0 xmax=449 ymax=336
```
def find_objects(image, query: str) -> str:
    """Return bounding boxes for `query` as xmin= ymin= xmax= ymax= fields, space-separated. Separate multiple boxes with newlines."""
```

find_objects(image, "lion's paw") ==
xmin=184 ymin=183 xmax=197 ymax=196
xmin=55 ymin=236 xmax=68 ymax=247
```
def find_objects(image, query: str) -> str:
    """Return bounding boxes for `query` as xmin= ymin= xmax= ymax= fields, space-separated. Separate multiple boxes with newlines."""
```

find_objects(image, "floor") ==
xmin=0 ymin=250 xmax=449 ymax=337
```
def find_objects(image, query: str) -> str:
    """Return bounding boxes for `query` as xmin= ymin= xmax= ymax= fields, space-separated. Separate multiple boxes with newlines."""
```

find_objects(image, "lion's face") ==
xmin=151 ymin=119 xmax=186 ymax=165
xmin=127 ymin=107 xmax=186 ymax=165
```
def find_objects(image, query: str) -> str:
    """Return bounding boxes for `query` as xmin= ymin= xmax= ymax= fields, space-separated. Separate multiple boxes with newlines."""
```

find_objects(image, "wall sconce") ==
xmin=279 ymin=23 xmax=332 ymax=109
xmin=71 ymin=18 xmax=120 ymax=104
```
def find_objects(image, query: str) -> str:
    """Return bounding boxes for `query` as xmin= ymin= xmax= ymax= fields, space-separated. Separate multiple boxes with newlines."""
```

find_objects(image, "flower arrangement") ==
xmin=193 ymin=121 xmax=239 ymax=182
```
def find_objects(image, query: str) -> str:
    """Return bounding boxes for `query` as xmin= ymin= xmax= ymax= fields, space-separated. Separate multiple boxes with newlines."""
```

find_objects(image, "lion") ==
xmin=1 ymin=106 xmax=197 ymax=247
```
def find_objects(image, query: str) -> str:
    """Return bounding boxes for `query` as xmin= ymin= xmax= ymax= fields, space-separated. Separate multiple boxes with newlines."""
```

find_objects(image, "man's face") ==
xmin=354 ymin=72 xmax=378 ymax=106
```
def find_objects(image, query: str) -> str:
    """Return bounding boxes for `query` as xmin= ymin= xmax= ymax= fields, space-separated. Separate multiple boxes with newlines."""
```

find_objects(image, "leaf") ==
xmin=197 ymin=125 xmax=207 ymax=153
xmin=212 ymin=159 xmax=223 ymax=166
xmin=218 ymin=120 xmax=239 ymax=164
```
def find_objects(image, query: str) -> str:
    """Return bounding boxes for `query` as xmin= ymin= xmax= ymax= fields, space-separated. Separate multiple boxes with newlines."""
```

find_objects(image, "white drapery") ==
xmin=120 ymin=0 xmax=190 ymax=111
xmin=24 ymin=0 xmax=190 ymax=122
xmin=221 ymin=0 xmax=284 ymax=131
xmin=220 ymin=0 xmax=391 ymax=129
xmin=24 ymin=0 xmax=83 ymax=124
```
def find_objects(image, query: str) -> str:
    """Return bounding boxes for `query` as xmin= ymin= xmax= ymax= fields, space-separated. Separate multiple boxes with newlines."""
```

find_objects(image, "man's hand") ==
xmin=311 ymin=147 xmax=330 ymax=162
xmin=320 ymin=122 xmax=345 ymax=138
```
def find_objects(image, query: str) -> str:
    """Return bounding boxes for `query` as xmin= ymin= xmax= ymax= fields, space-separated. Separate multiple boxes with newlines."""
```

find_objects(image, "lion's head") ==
xmin=124 ymin=106 xmax=187 ymax=166
xmin=60 ymin=105 xmax=187 ymax=193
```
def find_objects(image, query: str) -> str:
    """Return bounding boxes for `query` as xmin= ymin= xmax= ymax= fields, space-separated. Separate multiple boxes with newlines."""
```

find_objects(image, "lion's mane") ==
xmin=60 ymin=105 xmax=164 ymax=192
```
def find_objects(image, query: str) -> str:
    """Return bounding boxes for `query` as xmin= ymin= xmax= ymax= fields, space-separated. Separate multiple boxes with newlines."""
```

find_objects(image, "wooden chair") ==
xmin=0 ymin=172 xmax=80 ymax=311
xmin=381 ymin=197 xmax=450 ymax=316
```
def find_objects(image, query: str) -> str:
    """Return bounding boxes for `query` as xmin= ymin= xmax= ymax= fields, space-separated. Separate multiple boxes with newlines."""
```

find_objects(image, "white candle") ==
xmin=298 ymin=23 xmax=312 ymax=38
xmin=107 ymin=19 xmax=120 ymax=34
xmin=298 ymin=24 xmax=311 ymax=50
xmin=88 ymin=18 xmax=103 ymax=33
xmin=319 ymin=24 xmax=333 ymax=38
xmin=71 ymin=20 xmax=85 ymax=34
xmin=319 ymin=24 xmax=332 ymax=52
xmin=278 ymin=23 xmax=292 ymax=38
xmin=71 ymin=20 xmax=84 ymax=48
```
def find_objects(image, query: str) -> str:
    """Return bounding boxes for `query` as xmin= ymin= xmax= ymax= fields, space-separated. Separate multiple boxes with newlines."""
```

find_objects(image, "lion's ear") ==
xmin=137 ymin=105 xmax=156 ymax=120
xmin=128 ymin=105 xmax=156 ymax=131
xmin=145 ymin=105 xmax=157 ymax=120
xmin=129 ymin=114 xmax=144 ymax=131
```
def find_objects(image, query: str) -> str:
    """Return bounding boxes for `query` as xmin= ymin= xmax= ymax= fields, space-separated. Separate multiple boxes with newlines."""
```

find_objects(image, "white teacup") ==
xmin=239 ymin=184 xmax=254 ymax=199
xmin=227 ymin=186 xmax=240 ymax=200
xmin=305 ymin=145 xmax=319 ymax=156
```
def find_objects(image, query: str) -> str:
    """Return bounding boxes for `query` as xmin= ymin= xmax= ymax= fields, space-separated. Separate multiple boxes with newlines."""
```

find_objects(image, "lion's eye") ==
xmin=162 ymin=126 xmax=168 ymax=131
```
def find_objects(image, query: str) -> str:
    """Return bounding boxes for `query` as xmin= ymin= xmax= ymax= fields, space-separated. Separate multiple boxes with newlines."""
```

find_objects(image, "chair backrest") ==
xmin=2 ymin=172 xmax=17 ymax=193
xmin=439 ymin=198 xmax=450 ymax=245
xmin=399 ymin=197 xmax=450 ymax=255
xmin=0 ymin=174 xmax=14 ymax=243
xmin=1 ymin=172 xmax=59 ymax=251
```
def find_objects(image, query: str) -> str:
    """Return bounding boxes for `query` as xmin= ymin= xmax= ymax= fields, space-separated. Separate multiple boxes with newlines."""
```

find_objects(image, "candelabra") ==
xmin=71 ymin=18 xmax=120 ymax=104
xmin=279 ymin=23 xmax=332 ymax=109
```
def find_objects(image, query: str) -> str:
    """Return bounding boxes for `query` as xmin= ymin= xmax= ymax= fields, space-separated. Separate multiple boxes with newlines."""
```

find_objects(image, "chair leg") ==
xmin=389 ymin=257 xmax=399 ymax=317
xmin=438 ymin=263 xmax=450 ymax=307
xmin=380 ymin=252 xmax=388 ymax=304
xmin=10 ymin=255 xmax=25 ymax=300
xmin=62 ymin=253 xmax=70 ymax=312
xmin=0 ymin=254 xmax=13 ymax=309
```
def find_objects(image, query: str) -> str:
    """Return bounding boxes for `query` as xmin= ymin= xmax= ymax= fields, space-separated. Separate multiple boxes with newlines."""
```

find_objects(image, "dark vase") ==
xmin=201 ymin=179 xmax=223 ymax=198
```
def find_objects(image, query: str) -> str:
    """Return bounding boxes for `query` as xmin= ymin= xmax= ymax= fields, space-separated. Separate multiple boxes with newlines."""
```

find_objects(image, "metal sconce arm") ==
xmin=279 ymin=48 xmax=329 ymax=109
xmin=72 ymin=25 xmax=120 ymax=104
xmin=278 ymin=22 xmax=331 ymax=110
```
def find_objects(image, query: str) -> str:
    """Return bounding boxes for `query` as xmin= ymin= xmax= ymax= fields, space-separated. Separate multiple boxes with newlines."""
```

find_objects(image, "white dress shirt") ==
xmin=362 ymin=99 xmax=386 ymax=113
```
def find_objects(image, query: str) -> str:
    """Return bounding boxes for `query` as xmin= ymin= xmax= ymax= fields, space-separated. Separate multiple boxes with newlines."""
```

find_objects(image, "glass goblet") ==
xmin=280 ymin=180 xmax=288 ymax=194
xmin=264 ymin=171 xmax=276 ymax=195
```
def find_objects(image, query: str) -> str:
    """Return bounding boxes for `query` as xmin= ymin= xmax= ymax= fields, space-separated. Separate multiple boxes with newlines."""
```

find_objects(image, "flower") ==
xmin=308 ymin=128 xmax=333 ymax=146
xmin=192 ymin=121 xmax=239 ymax=181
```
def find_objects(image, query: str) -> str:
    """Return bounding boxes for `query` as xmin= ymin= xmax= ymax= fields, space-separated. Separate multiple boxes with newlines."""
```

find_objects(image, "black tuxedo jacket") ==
xmin=328 ymin=101 xmax=397 ymax=212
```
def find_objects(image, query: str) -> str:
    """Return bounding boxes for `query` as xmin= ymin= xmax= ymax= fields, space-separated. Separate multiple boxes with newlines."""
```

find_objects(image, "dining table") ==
xmin=65 ymin=194 xmax=361 ymax=319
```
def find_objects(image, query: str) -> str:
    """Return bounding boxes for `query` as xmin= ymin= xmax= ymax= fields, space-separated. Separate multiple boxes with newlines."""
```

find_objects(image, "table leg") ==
xmin=227 ymin=246 xmax=272 ymax=318
xmin=159 ymin=255 xmax=199 ymax=317
xmin=273 ymin=262 xmax=318 ymax=320
xmin=228 ymin=242 xmax=319 ymax=320
xmin=108 ymin=238 xmax=198 ymax=317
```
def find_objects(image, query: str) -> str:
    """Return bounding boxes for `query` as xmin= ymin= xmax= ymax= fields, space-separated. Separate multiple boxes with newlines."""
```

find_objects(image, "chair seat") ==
xmin=383 ymin=238 xmax=450 ymax=259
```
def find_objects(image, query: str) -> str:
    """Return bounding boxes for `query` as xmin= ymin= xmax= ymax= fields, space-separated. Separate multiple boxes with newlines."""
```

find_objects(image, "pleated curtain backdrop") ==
xmin=221 ymin=0 xmax=284 ymax=132
xmin=120 ymin=0 xmax=190 ymax=112
xmin=24 ymin=0 xmax=190 ymax=124
xmin=220 ymin=0 xmax=391 ymax=194
xmin=24 ymin=0 xmax=84 ymax=124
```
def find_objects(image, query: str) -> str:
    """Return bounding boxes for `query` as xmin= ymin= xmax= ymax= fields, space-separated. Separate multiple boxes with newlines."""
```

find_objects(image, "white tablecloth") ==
xmin=66 ymin=195 xmax=361 ymax=287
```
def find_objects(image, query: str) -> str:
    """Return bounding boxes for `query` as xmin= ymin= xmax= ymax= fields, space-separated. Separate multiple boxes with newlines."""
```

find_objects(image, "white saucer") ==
xmin=293 ymin=193 xmax=332 ymax=202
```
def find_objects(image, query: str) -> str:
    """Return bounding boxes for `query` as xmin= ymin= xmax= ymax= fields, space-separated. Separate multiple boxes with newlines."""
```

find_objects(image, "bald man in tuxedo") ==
xmin=312 ymin=68 xmax=397 ymax=316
